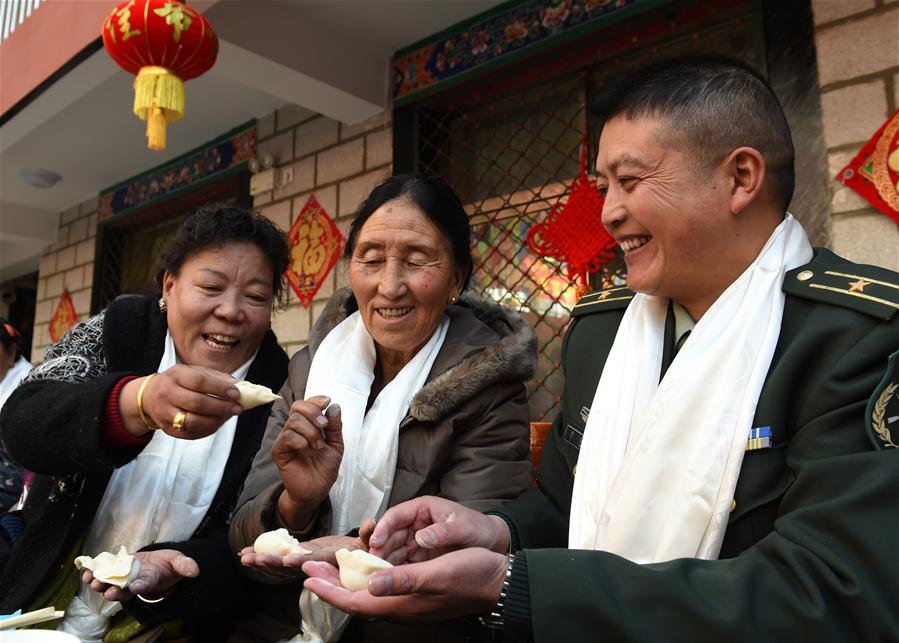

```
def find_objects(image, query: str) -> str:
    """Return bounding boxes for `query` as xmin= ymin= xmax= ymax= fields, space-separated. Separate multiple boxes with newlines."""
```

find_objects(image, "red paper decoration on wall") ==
xmin=102 ymin=0 xmax=219 ymax=151
xmin=286 ymin=195 xmax=345 ymax=308
xmin=836 ymin=108 xmax=899 ymax=225
xmin=49 ymin=290 xmax=79 ymax=343
xmin=526 ymin=143 xmax=617 ymax=285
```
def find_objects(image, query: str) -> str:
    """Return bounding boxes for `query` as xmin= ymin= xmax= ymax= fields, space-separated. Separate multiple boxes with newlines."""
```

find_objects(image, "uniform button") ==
xmin=730 ymin=499 xmax=737 ymax=512
xmin=796 ymin=270 xmax=813 ymax=281
xmin=572 ymin=465 xmax=577 ymax=476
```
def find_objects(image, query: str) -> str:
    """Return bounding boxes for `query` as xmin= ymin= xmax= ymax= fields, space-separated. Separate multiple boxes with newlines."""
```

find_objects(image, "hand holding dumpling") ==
xmin=80 ymin=548 xmax=200 ymax=603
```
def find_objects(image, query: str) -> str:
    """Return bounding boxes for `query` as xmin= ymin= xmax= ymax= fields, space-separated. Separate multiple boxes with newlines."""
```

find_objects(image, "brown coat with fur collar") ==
xmin=229 ymin=288 xmax=536 ymax=642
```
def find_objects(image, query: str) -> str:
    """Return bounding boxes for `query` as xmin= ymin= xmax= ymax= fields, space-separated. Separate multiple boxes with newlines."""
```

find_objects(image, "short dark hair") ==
xmin=344 ymin=172 xmax=474 ymax=291
xmin=159 ymin=203 xmax=289 ymax=304
xmin=592 ymin=55 xmax=795 ymax=210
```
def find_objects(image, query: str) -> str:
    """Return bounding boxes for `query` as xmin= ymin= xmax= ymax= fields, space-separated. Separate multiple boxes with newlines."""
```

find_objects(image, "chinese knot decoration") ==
xmin=50 ymin=291 xmax=78 ymax=343
xmin=286 ymin=195 xmax=345 ymax=308
xmin=526 ymin=143 xmax=616 ymax=288
xmin=836 ymin=108 xmax=899 ymax=225
xmin=102 ymin=0 xmax=218 ymax=151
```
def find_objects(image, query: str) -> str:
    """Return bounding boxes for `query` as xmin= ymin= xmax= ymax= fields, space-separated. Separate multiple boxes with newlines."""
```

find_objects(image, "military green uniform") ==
xmin=497 ymin=249 xmax=899 ymax=642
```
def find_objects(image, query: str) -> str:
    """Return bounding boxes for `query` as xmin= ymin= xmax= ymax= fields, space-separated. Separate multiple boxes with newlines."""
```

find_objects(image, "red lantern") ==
xmin=102 ymin=0 xmax=218 ymax=151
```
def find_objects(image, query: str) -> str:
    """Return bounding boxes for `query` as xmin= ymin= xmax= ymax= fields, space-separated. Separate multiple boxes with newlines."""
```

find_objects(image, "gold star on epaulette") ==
xmin=849 ymin=278 xmax=872 ymax=293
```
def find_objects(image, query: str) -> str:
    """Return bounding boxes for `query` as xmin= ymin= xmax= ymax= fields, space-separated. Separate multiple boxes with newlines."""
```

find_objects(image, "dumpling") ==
xmin=74 ymin=545 xmax=141 ymax=589
xmin=335 ymin=548 xmax=392 ymax=591
xmin=253 ymin=528 xmax=312 ymax=556
xmin=235 ymin=381 xmax=282 ymax=410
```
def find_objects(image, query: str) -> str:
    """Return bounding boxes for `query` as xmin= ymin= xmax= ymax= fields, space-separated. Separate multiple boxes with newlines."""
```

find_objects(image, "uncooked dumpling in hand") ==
xmin=74 ymin=545 xmax=141 ymax=589
xmin=253 ymin=528 xmax=312 ymax=556
xmin=235 ymin=381 xmax=282 ymax=410
xmin=335 ymin=548 xmax=392 ymax=591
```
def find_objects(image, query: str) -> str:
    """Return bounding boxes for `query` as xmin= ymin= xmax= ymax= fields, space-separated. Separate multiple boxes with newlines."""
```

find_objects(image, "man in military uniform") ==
xmin=300 ymin=56 xmax=899 ymax=641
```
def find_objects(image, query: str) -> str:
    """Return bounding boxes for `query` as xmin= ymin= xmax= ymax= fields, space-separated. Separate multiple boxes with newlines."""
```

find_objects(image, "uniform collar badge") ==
xmin=867 ymin=349 xmax=899 ymax=449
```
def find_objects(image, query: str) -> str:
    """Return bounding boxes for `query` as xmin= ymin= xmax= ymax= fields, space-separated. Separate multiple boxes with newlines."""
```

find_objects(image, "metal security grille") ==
xmin=411 ymin=4 xmax=757 ymax=422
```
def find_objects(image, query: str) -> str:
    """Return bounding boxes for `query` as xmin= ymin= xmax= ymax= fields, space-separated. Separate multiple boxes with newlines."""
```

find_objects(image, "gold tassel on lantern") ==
xmin=133 ymin=66 xmax=185 ymax=151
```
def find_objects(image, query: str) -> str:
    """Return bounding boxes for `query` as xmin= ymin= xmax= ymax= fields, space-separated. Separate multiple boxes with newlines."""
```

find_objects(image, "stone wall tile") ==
xmin=64 ymin=267 xmax=84 ymax=291
xmin=317 ymin=139 xmax=365 ymax=185
xmin=68 ymin=217 xmax=88 ymax=245
xmin=258 ymin=130 xmax=294 ymax=166
xmin=338 ymin=168 xmax=391 ymax=217
xmin=340 ymin=111 xmax=390 ymax=140
xmin=365 ymin=129 xmax=392 ymax=169
xmin=261 ymin=200 xmax=292 ymax=232
xmin=278 ymin=105 xmax=315 ymax=131
xmin=832 ymin=211 xmax=899 ymax=270
xmin=271 ymin=305 xmax=310 ymax=344
xmin=39 ymin=252 xmax=56 ymax=277
xmin=46 ymin=273 xmax=64 ymax=298
xmin=295 ymin=117 xmax=340 ymax=158
xmin=256 ymin=111 xmax=276 ymax=140
xmin=273 ymin=157 xmax=316 ymax=201
xmin=820 ymin=81 xmax=888 ymax=148
xmin=76 ymin=239 xmax=96 ymax=265
xmin=56 ymin=246 xmax=76 ymax=272
xmin=812 ymin=0 xmax=874 ymax=24
xmin=71 ymin=289 xmax=92 ymax=317
xmin=815 ymin=7 xmax=899 ymax=85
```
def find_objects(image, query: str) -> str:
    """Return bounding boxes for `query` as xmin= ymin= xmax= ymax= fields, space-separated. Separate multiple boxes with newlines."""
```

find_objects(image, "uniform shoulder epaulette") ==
xmin=571 ymin=285 xmax=635 ymax=317
xmin=783 ymin=248 xmax=899 ymax=321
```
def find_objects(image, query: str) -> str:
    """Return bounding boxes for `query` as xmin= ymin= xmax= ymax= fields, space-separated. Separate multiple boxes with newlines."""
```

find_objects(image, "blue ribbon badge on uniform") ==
xmin=746 ymin=426 xmax=772 ymax=451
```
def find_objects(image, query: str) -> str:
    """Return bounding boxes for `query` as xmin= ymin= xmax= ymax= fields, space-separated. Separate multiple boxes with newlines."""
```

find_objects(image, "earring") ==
xmin=158 ymin=297 xmax=168 ymax=313
xmin=448 ymin=295 xmax=458 ymax=305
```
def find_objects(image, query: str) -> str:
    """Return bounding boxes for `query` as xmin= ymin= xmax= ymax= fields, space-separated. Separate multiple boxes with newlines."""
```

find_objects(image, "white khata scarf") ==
xmin=295 ymin=310 xmax=449 ymax=643
xmin=568 ymin=215 xmax=812 ymax=562
xmin=60 ymin=332 xmax=253 ymax=643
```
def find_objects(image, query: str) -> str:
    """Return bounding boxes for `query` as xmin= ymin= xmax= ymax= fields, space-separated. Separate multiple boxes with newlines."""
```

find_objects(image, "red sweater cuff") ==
xmin=104 ymin=376 xmax=154 ymax=449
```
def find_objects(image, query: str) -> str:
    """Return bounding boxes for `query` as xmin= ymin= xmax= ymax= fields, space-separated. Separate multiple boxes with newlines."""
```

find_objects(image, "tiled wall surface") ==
xmin=31 ymin=198 xmax=99 ymax=358
xmin=811 ymin=0 xmax=899 ymax=270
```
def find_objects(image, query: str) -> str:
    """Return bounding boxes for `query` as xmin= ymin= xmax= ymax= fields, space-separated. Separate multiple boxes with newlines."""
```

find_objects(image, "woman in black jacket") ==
xmin=0 ymin=203 xmax=290 ymax=642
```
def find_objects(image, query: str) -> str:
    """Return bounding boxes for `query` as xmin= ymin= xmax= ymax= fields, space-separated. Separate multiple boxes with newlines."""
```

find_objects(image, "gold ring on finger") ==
xmin=172 ymin=409 xmax=188 ymax=432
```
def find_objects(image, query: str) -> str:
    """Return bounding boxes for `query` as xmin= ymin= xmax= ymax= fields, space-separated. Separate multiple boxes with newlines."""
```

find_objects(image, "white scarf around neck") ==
xmin=568 ymin=214 xmax=812 ymax=563
xmin=295 ymin=310 xmax=449 ymax=643
xmin=60 ymin=332 xmax=253 ymax=642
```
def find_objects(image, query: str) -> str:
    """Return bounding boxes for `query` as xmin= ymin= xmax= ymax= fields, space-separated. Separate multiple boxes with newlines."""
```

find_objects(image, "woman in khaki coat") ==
xmin=230 ymin=172 xmax=535 ymax=642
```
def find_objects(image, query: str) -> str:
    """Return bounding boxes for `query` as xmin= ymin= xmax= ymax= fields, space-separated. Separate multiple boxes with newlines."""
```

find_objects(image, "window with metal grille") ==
xmin=399 ymin=0 xmax=765 ymax=422
xmin=91 ymin=173 xmax=250 ymax=314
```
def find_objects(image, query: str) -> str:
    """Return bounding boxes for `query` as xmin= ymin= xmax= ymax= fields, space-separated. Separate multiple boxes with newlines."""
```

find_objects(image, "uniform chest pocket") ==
xmin=729 ymin=442 xmax=794 ymax=525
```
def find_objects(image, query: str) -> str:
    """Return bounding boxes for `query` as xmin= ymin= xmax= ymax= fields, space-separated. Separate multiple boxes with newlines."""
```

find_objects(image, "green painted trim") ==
xmin=100 ymin=119 xmax=256 ymax=196
xmin=394 ymin=0 xmax=672 ymax=107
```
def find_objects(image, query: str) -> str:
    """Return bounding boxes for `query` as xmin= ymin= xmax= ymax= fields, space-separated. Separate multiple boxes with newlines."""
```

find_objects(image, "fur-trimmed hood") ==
xmin=308 ymin=287 xmax=537 ymax=423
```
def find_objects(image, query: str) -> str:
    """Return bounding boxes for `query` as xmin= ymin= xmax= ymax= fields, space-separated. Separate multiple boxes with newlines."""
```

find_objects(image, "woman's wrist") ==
xmin=119 ymin=377 xmax=155 ymax=437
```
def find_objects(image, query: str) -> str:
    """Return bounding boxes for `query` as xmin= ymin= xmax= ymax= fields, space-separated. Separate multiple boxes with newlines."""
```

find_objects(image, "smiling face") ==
xmin=349 ymin=199 xmax=465 ymax=370
xmin=162 ymin=241 xmax=274 ymax=373
xmin=596 ymin=115 xmax=736 ymax=316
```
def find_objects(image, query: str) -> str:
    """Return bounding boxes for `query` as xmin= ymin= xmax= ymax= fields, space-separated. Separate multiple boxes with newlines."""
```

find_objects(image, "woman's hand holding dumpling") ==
xmin=273 ymin=396 xmax=344 ymax=530
xmin=119 ymin=365 xmax=242 ymax=440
